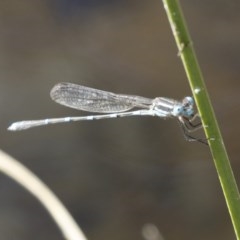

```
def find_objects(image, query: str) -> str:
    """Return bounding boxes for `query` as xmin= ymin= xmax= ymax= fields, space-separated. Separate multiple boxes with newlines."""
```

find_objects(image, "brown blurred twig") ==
xmin=0 ymin=149 xmax=87 ymax=240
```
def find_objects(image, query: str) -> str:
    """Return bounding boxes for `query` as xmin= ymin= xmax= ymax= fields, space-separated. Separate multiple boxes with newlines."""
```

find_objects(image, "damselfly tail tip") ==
xmin=7 ymin=123 xmax=16 ymax=131
xmin=8 ymin=123 xmax=18 ymax=131
xmin=8 ymin=121 xmax=28 ymax=131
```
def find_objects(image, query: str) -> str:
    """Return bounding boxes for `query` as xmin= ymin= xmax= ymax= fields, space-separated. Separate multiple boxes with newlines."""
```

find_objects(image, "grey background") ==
xmin=1 ymin=0 xmax=240 ymax=239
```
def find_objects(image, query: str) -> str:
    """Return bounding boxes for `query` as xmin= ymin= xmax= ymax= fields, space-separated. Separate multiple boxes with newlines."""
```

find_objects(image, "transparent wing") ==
xmin=50 ymin=82 xmax=153 ymax=113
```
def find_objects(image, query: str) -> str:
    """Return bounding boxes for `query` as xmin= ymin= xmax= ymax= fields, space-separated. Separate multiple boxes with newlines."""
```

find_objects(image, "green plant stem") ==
xmin=162 ymin=0 xmax=240 ymax=238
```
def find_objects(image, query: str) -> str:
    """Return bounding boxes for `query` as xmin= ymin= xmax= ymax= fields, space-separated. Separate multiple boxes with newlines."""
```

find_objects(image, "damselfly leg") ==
xmin=178 ymin=114 xmax=208 ymax=145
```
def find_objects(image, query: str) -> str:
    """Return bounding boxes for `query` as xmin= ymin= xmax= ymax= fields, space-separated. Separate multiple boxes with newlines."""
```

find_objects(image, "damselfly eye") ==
xmin=182 ymin=96 xmax=194 ymax=107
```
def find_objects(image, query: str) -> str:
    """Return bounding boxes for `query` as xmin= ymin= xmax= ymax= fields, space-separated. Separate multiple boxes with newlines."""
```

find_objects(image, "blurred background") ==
xmin=1 ymin=0 xmax=240 ymax=239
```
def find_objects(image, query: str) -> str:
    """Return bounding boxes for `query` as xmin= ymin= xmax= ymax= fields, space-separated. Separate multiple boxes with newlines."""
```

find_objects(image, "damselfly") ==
xmin=8 ymin=82 xmax=206 ymax=144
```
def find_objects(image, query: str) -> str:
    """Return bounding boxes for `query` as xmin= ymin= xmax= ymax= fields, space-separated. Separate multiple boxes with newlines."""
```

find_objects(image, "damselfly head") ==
xmin=181 ymin=96 xmax=194 ymax=117
xmin=172 ymin=96 xmax=194 ymax=117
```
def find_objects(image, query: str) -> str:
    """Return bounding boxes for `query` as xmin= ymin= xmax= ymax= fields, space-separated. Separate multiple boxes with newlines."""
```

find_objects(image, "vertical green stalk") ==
xmin=162 ymin=0 xmax=240 ymax=238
